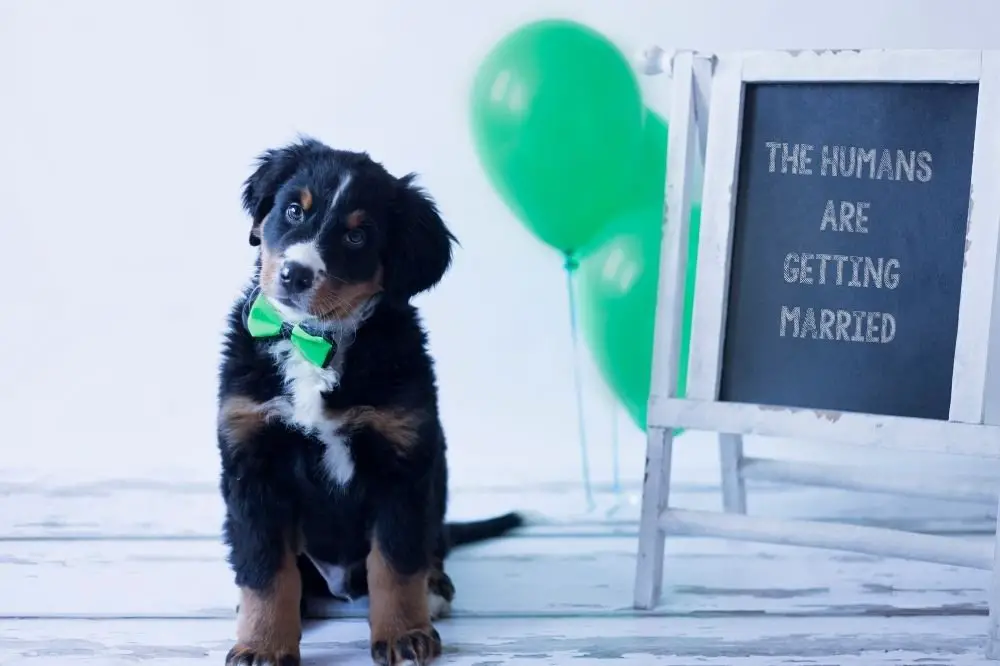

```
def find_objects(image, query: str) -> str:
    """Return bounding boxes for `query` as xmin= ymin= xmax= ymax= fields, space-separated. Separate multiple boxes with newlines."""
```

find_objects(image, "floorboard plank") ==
xmin=1 ymin=481 xmax=994 ymax=540
xmin=0 ymin=616 xmax=993 ymax=664
xmin=0 ymin=536 xmax=991 ymax=619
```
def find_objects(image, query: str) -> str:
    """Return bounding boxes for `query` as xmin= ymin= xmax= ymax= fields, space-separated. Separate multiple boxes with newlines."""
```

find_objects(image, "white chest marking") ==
xmin=270 ymin=340 xmax=355 ymax=486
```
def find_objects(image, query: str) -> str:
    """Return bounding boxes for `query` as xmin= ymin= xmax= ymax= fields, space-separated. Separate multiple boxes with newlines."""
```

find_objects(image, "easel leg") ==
xmin=986 ymin=497 xmax=1000 ymax=659
xmin=719 ymin=433 xmax=747 ymax=514
xmin=633 ymin=425 xmax=675 ymax=609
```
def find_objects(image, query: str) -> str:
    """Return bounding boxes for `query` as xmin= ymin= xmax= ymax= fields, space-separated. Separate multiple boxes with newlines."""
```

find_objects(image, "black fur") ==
xmin=297 ymin=511 xmax=525 ymax=606
xmin=217 ymin=138 xmax=522 ymax=623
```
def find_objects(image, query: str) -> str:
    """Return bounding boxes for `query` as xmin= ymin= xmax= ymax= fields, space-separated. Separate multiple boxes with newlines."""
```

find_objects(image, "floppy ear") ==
xmin=241 ymin=138 xmax=320 ymax=246
xmin=383 ymin=174 xmax=457 ymax=301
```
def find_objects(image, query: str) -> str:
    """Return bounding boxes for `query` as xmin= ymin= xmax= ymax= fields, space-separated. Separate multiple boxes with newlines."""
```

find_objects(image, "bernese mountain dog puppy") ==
xmin=216 ymin=137 xmax=523 ymax=666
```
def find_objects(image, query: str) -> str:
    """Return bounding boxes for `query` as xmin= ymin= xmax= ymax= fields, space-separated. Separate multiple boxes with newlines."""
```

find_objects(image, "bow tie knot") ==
xmin=245 ymin=293 xmax=337 ymax=368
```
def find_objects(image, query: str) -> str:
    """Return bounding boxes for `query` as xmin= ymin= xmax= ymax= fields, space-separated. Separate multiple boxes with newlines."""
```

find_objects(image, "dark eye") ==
xmin=344 ymin=228 xmax=366 ymax=248
xmin=285 ymin=203 xmax=304 ymax=223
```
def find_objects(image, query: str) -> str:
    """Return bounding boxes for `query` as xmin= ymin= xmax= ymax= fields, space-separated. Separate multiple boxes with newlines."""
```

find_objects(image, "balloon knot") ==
xmin=563 ymin=255 xmax=579 ymax=272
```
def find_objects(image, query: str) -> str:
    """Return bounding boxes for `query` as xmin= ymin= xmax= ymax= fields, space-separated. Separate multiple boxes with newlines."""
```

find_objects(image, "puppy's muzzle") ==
xmin=279 ymin=260 xmax=315 ymax=295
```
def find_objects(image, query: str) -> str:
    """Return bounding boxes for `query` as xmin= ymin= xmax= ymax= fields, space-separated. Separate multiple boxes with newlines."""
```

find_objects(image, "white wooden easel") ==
xmin=632 ymin=49 xmax=1000 ymax=660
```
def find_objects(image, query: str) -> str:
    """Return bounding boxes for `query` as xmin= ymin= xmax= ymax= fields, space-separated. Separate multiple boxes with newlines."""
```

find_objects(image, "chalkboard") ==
xmin=719 ymin=82 xmax=978 ymax=420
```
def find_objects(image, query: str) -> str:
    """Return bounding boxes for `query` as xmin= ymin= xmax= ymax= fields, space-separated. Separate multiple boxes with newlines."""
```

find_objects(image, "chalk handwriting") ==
xmin=773 ymin=194 xmax=902 ymax=343
xmin=764 ymin=142 xmax=932 ymax=182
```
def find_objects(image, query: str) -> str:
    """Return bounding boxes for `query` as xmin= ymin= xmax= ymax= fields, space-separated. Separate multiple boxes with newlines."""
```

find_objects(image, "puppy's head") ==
xmin=241 ymin=137 xmax=456 ymax=323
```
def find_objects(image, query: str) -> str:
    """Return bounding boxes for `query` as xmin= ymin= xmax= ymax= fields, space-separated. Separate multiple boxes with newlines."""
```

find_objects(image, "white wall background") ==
xmin=3 ymin=0 xmax=1000 ymax=492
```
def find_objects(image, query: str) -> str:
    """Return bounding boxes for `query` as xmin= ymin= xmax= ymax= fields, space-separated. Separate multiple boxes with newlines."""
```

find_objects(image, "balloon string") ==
xmin=611 ymin=403 xmax=621 ymax=498
xmin=564 ymin=256 xmax=595 ymax=512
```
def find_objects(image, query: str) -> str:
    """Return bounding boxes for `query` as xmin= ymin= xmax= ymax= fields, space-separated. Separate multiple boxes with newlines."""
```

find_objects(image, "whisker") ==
xmin=241 ymin=285 xmax=263 ymax=324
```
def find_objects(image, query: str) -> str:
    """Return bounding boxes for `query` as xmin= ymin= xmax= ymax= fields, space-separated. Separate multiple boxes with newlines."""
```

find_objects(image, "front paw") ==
xmin=371 ymin=626 xmax=442 ymax=665
xmin=226 ymin=644 xmax=300 ymax=666
xmin=427 ymin=568 xmax=455 ymax=620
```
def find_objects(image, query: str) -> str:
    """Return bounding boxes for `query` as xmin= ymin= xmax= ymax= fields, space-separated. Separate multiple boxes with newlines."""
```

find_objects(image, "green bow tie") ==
xmin=245 ymin=293 xmax=337 ymax=368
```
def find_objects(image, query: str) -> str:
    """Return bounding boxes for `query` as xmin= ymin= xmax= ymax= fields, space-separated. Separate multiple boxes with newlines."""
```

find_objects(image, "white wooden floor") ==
xmin=4 ymin=436 xmax=1000 ymax=665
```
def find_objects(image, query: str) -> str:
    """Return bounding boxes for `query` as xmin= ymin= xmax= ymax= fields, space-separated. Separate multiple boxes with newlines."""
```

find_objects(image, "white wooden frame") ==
xmin=633 ymin=49 xmax=1000 ymax=660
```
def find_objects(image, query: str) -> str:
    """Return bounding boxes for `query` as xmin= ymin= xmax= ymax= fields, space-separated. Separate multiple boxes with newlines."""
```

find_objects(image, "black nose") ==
xmin=279 ymin=261 xmax=315 ymax=294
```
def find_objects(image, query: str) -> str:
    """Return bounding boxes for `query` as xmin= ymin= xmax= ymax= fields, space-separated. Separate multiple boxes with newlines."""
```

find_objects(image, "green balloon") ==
xmin=577 ymin=203 xmax=701 ymax=430
xmin=469 ymin=19 xmax=646 ymax=255
xmin=634 ymin=110 xmax=668 ymax=210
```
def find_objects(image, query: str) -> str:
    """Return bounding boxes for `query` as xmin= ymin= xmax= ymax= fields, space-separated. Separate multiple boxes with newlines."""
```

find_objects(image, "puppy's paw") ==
xmin=427 ymin=569 xmax=455 ymax=620
xmin=371 ymin=626 xmax=442 ymax=665
xmin=225 ymin=644 xmax=300 ymax=666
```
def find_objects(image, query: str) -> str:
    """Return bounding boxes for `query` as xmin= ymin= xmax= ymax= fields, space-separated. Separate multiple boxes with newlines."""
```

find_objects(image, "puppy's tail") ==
xmin=444 ymin=511 xmax=525 ymax=549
